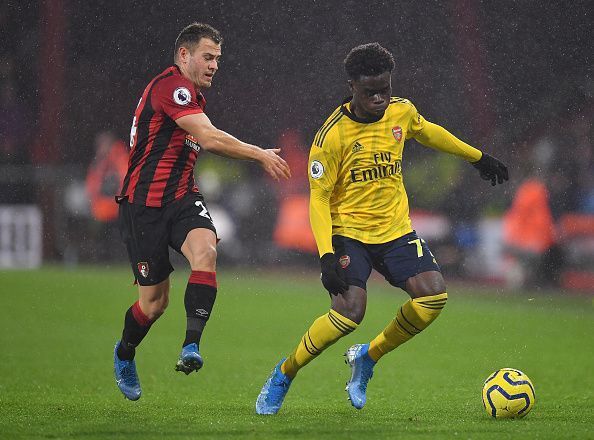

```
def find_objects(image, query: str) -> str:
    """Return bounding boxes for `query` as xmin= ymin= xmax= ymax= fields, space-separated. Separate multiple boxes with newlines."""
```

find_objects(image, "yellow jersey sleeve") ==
xmin=407 ymin=102 xmax=482 ymax=162
xmin=308 ymin=129 xmax=342 ymax=256
xmin=406 ymin=101 xmax=427 ymax=138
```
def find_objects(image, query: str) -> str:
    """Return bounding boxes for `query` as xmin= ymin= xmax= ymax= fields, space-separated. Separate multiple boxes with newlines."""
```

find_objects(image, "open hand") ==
xmin=259 ymin=148 xmax=291 ymax=181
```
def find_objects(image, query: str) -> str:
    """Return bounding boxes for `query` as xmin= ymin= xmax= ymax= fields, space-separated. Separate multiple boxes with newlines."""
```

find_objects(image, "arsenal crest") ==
xmin=339 ymin=255 xmax=351 ymax=269
xmin=137 ymin=262 xmax=149 ymax=278
xmin=392 ymin=126 xmax=403 ymax=143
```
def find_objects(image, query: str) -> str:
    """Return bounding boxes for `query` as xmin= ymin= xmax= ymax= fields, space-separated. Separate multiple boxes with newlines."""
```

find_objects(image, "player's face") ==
xmin=349 ymin=72 xmax=392 ymax=119
xmin=185 ymin=38 xmax=222 ymax=88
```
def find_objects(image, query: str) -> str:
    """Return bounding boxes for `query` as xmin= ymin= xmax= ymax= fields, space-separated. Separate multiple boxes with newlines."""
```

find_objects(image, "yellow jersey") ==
xmin=308 ymin=97 xmax=482 ymax=256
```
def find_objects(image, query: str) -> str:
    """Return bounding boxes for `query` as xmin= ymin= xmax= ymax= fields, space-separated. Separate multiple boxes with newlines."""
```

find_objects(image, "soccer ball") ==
xmin=482 ymin=368 xmax=535 ymax=418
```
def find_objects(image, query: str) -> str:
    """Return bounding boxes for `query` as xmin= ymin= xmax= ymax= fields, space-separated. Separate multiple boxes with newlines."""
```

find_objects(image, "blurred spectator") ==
xmin=81 ymin=131 xmax=128 ymax=262
xmin=85 ymin=132 xmax=128 ymax=222
xmin=502 ymin=178 xmax=559 ymax=288
xmin=272 ymin=129 xmax=317 ymax=254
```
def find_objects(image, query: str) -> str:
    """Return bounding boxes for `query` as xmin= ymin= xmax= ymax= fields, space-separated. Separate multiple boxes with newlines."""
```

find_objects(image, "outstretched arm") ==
xmin=413 ymin=121 xmax=482 ymax=161
xmin=176 ymin=113 xmax=291 ymax=181
xmin=414 ymin=121 xmax=509 ymax=185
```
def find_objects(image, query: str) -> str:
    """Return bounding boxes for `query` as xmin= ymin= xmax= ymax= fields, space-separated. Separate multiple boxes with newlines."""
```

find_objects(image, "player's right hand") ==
xmin=320 ymin=253 xmax=348 ymax=295
xmin=258 ymin=148 xmax=291 ymax=181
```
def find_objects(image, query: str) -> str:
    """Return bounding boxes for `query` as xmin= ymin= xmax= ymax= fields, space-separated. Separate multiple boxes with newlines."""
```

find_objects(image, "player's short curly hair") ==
xmin=344 ymin=43 xmax=395 ymax=80
xmin=174 ymin=22 xmax=223 ymax=60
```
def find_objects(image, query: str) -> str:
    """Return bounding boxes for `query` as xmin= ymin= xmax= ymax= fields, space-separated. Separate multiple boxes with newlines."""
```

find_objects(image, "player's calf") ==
xmin=281 ymin=309 xmax=359 ymax=378
xmin=367 ymin=292 xmax=448 ymax=362
xmin=175 ymin=270 xmax=217 ymax=375
xmin=117 ymin=300 xmax=156 ymax=361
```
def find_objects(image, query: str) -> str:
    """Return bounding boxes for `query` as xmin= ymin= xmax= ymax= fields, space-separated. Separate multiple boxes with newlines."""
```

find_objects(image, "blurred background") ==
xmin=1 ymin=0 xmax=592 ymax=292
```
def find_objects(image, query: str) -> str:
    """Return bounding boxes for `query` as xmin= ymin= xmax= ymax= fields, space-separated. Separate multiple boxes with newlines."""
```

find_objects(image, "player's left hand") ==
xmin=259 ymin=148 xmax=291 ymax=181
xmin=472 ymin=153 xmax=509 ymax=186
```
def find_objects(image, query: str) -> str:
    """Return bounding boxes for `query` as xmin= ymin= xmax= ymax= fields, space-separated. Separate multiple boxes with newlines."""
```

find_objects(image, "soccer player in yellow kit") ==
xmin=256 ymin=43 xmax=508 ymax=414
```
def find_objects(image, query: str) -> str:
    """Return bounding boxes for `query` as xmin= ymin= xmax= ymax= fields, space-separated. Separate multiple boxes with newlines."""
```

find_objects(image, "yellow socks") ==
xmin=281 ymin=309 xmax=358 ymax=378
xmin=367 ymin=293 xmax=448 ymax=362
xmin=279 ymin=294 xmax=447 ymax=376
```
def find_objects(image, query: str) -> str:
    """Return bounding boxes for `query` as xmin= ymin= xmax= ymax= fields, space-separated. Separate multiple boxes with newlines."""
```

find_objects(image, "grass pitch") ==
xmin=0 ymin=266 xmax=592 ymax=439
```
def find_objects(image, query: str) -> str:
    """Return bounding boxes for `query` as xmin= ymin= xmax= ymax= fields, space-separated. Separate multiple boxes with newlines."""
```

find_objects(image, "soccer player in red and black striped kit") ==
xmin=113 ymin=23 xmax=291 ymax=401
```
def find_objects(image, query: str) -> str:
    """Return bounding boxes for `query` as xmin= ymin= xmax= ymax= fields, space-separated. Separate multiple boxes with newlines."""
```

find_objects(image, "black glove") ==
xmin=320 ymin=253 xmax=348 ymax=295
xmin=472 ymin=153 xmax=509 ymax=186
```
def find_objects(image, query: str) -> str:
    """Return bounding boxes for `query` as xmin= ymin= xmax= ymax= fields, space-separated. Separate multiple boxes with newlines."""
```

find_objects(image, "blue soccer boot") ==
xmin=113 ymin=341 xmax=142 ymax=401
xmin=345 ymin=343 xmax=376 ymax=409
xmin=175 ymin=343 xmax=204 ymax=375
xmin=255 ymin=358 xmax=293 ymax=415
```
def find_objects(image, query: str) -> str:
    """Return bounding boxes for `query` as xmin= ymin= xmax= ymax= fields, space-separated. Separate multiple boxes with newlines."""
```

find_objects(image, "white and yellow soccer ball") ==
xmin=482 ymin=368 xmax=535 ymax=418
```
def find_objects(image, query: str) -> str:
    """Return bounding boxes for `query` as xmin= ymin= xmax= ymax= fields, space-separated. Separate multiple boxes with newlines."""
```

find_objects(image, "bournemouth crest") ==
xmin=137 ymin=262 xmax=149 ymax=278
xmin=392 ymin=126 xmax=403 ymax=143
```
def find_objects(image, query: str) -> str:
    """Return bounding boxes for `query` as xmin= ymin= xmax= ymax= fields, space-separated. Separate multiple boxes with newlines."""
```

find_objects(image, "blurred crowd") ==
xmin=500 ymin=87 xmax=594 ymax=289
xmin=1 ymin=2 xmax=592 ymax=290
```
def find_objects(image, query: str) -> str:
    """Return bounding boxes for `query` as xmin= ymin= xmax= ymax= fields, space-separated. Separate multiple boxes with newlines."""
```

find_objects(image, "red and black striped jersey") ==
xmin=120 ymin=65 xmax=206 ymax=207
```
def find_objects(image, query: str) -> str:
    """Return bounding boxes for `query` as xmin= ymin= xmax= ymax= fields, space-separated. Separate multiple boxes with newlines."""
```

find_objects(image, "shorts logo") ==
xmin=173 ymin=87 xmax=192 ymax=105
xmin=392 ymin=126 xmax=403 ymax=143
xmin=310 ymin=160 xmax=324 ymax=179
xmin=137 ymin=262 xmax=149 ymax=278
xmin=339 ymin=255 xmax=350 ymax=268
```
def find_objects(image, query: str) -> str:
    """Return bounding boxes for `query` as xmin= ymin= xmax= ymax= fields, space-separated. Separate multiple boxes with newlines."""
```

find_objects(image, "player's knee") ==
xmin=139 ymin=284 xmax=170 ymax=320
xmin=415 ymin=287 xmax=447 ymax=299
xmin=333 ymin=299 xmax=366 ymax=324
xmin=189 ymin=244 xmax=217 ymax=271
xmin=342 ymin=306 xmax=365 ymax=324
xmin=331 ymin=286 xmax=367 ymax=324
xmin=407 ymin=271 xmax=446 ymax=298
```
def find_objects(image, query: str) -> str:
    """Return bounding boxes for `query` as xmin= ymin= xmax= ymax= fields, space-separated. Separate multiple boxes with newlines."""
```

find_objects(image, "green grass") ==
xmin=0 ymin=266 xmax=593 ymax=439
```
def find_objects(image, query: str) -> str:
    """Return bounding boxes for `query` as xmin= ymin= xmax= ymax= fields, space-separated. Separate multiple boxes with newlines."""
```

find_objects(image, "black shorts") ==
xmin=118 ymin=192 xmax=217 ymax=286
xmin=332 ymin=231 xmax=441 ymax=290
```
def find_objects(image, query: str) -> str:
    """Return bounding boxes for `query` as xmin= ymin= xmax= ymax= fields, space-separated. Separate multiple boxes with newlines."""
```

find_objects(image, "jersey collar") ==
xmin=340 ymin=97 xmax=385 ymax=124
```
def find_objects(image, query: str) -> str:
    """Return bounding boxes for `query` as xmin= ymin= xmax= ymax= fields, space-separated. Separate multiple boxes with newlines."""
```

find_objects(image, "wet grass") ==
xmin=0 ymin=267 xmax=592 ymax=439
